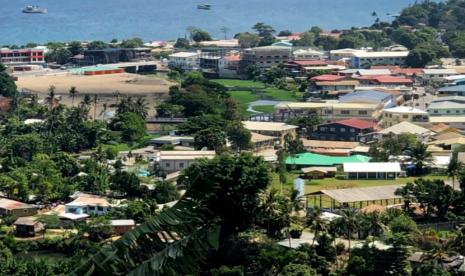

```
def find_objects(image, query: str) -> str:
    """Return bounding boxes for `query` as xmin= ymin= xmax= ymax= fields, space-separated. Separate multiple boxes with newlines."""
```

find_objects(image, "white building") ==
xmin=351 ymin=51 xmax=409 ymax=68
xmin=293 ymin=48 xmax=324 ymax=60
xmin=156 ymin=151 xmax=216 ymax=173
xmin=343 ymin=162 xmax=404 ymax=179
xmin=422 ymin=69 xmax=458 ymax=82
xmin=168 ymin=52 xmax=199 ymax=71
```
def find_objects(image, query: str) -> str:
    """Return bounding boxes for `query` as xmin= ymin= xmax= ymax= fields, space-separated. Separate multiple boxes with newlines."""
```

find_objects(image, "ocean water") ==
xmin=0 ymin=0 xmax=420 ymax=45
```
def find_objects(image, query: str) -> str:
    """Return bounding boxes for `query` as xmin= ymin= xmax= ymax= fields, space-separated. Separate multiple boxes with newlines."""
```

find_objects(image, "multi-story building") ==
xmin=422 ymin=69 xmax=458 ymax=83
xmin=382 ymin=106 xmax=429 ymax=127
xmin=168 ymin=52 xmax=199 ymax=71
xmin=427 ymin=96 xmax=465 ymax=116
xmin=293 ymin=48 xmax=324 ymax=60
xmin=240 ymin=46 xmax=292 ymax=70
xmin=310 ymin=118 xmax=376 ymax=142
xmin=219 ymin=54 xmax=240 ymax=78
xmin=437 ymin=84 xmax=465 ymax=97
xmin=0 ymin=48 xmax=45 ymax=65
xmin=351 ymin=51 xmax=409 ymax=68
xmin=242 ymin=121 xmax=298 ymax=145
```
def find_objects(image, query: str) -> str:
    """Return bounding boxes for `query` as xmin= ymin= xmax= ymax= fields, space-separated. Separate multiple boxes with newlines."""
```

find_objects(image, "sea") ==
xmin=0 ymin=0 xmax=422 ymax=45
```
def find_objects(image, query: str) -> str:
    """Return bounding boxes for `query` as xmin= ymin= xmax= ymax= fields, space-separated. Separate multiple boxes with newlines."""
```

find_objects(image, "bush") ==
xmin=335 ymin=242 xmax=345 ymax=255
xmin=289 ymin=224 xmax=303 ymax=239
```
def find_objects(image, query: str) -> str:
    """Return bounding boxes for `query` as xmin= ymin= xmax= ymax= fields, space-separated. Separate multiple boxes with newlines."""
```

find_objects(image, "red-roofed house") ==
xmin=0 ymin=198 xmax=37 ymax=217
xmin=356 ymin=75 xmax=413 ymax=87
xmin=311 ymin=118 xmax=376 ymax=142
xmin=311 ymin=74 xmax=346 ymax=82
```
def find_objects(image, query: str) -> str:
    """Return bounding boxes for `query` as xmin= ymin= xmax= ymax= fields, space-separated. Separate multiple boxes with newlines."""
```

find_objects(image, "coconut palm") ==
xmin=69 ymin=86 xmax=79 ymax=106
xmin=307 ymin=207 xmax=328 ymax=245
xmin=336 ymin=209 xmax=359 ymax=254
xmin=448 ymin=151 xmax=463 ymax=190
xmin=220 ymin=26 xmax=229 ymax=40
xmin=112 ymin=90 xmax=120 ymax=106
xmin=422 ymin=239 xmax=458 ymax=270
xmin=92 ymin=94 xmax=98 ymax=119
xmin=404 ymin=142 xmax=433 ymax=175
xmin=48 ymin=85 xmax=56 ymax=109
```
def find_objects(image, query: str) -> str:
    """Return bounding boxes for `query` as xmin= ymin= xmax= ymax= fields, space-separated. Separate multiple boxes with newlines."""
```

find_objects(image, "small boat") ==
xmin=22 ymin=5 xmax=48 ymax=14
xmin=197 ymin=4 xmax=211 ymax=10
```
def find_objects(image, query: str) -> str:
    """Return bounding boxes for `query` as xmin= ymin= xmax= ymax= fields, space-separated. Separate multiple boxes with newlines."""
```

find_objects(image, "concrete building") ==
xmin=429 ymin=116 xmax=465 ymax=130
xmin=351 ymin=51 xmax=409 ymax=68
xmin=168 ymin=52 xmax=199 ymax=71
xmin=329 ymin=48 xmax=366 ymax=61
xmin=427 ymin=96 xmax=465 ymax=116
xmin=240 ymin=46 xmax=292 ymax=70
xmin=77 ymin=48 xmax=152 ymax=66
xmin=422 ymin=69 xmax=458 ymax=83
xmin=293 ymin=48 xmax=324 ymax=60
xmin=243 ymin=121 xmax=298 ymax=144
xmin=276 ymin=102 xmax=382 ymax=122
xmin=218 ymin=54 xmax=240 ymax=78
xmin=382 ymin=106 xmax=429 ymax=127
xmin=64 ymin=194 xmax=111 ymax=218
xmin=437 ymin=85 xmax=465 ymax=97
xmin=343 ymin=162 xmax=403 ymax=179
xmin=339 ymin=90 xmax=395 ymax=108
xmin=150 ymin=135 xmax=195 ymax=148
xmin=311 ymin=118 xmax=376 ymax=142
xmin=157 ymin=151 xmax=216 ymax=173
xmin=0 ymin=48 xmax=45 ymax=65
xmin=377 ymin=121 xmax=433 ymax=140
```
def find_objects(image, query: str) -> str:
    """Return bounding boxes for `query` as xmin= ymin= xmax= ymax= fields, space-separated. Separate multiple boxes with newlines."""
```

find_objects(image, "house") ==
xmin=156 ymin=151 xmax=216 ymax=173
xmin=437 ymin=85 xmax=465 ymax=97
xmin=243 ymin=121 xmax=298 ymax=144
xmin=0 ymin=48 xmax=45 ymax=65
xmin=286 ymin=152 xmax=370 ymax=168
xmin=64 ymin=194 xmax=111 ymax=218
xmin=199 ymin=54 xmax=221 ymax=75
xmin=376 ymin=121 xmax=433 ymax=139
xmin=351 ymin=51 xmax=409 ymax=68
xmin=310 ymin=74 xmax=346 ymax=82
xmin=355 ymin=75 xmax=414 ymax=88
xmin=13 ymin=217 xmax=44 ymax=237
xmin=111 ymin=219 xmax=135 ymax=235
xmin=276 ymin=102 xmax=382 ymax=122
xmin=343 ymin=162 xmax=404 ymax=179
xmin=429 ymin=116 xmax=465 ymax=130
xmin=286 ymin=60 xmax=329 ymax=76
xmin=150 ymin=135 xmax=195 ymax=148
xmin=310 ymin=118 xmax=376 ymax=142
xmin=301 ymin=167 xmax=337 ymax=179
xmin=0 ymin=198 xmax=37 ymax=217
xmin=312 ymin=80 xmax=359 ymax=96
xmin=339 ymin=90 xmax=395 ymax=108
xmin=240 ymin=46 xmax=292 ymax=70
xmin=168 ymin=52 xmax=199 ymax=71
xmin=382 ymin=106 xmax=429 ymax=127
xmin=427 ymin=96 xmax=465 ymax=116
xmin=293 ymin=48 xmax=324 ymax=60
xmin=218 ymin=54 xmax=240 ymax=78
xmin=118 ymin=146 xmax=158 ymax=162
xmin=329 ymin=48 xmax=367 ymax=61
xmin=422 ymin=69 xmax=458 ymax=83
xmin=355 ymin=69 xmax=392 ymax=76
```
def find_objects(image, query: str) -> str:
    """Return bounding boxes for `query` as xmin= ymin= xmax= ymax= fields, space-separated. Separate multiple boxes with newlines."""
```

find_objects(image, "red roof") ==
xmin=224 ymin=55 xmax=240 ymax=62
xmin=292 ymin=60 xmax=328 ymax=66
xmin=335 ymin=118 xmax=376 ymax=129
xmin=391 ymin=68 xmax=423 ymax=76
xmin=311 ymin=74 xmax=345 ymax=82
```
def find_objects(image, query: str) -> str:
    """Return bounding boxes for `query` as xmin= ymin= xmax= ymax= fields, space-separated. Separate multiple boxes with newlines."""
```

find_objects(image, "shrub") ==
xmin=289 ymin=224 xmax=303 ymax=239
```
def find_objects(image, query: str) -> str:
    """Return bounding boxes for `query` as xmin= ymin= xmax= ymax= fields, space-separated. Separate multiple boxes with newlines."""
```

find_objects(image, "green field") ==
xmin=253 ymin=105 xmax=276 ymax=113
xmin=262 ymin=87 xmax=302 ymax=101
xmin=229 ymin=90 xmax=260 ymax=116
xmin=212 ymin=79 xmax=265 ymax=88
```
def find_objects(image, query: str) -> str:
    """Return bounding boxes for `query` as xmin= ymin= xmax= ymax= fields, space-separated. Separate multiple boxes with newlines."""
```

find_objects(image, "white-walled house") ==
xmin=168 ymin=52 xmax=199 ymax=71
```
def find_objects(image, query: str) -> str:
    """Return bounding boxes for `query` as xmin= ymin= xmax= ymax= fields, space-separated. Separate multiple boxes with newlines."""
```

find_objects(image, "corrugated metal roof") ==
xmin=286 ymin=153 xmax=370 ymax=166
xmin=343 ymin=162 xmax=402 ymax=173
xmin=308 ymin=185 xmax=404 ymax=203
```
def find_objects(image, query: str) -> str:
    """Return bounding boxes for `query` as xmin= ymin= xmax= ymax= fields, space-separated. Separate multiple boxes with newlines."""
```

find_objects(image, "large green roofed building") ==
xmin=286 ymin=152 xmax=370 ymax=167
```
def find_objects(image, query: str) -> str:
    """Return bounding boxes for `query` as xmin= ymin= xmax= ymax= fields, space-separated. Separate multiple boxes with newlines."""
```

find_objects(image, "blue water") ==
xmin=0 ymin=0 xmax=420 ymax=45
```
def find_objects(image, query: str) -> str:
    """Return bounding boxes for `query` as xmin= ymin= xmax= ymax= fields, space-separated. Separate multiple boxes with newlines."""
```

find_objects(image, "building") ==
xmin=199 ymin=54 xmax=221 ymax=75
xmin=168 ymin=52 xmax=199 ymax=71
xmin=157 ymin=150 xmax=216 ymax=173
xmin=377 ymin=121 xmax=433 ymax=139
xmin=351 ymin=51 xmax=409 ymax=68
xmin=310 ymin=118 xmax=376 ymax=142
xmin=427 ymin=96 xmax=465 ymax=116
xmin=422 ymin=69 xmax=458 ymax=83
xmin=343 ymin=162 xmax=404 ymax=179
xmin=218 ymin=54 xmax=240 ymax=78
xmin=437 ymin=85 xmax=465 ymax=97
xmin=13 ymin=217 xmax=44 ymax=237
xmin=429 ymin=116 xmax=465 ymax=130
xmin=355 ymin=75 xmax=414 ymax=88
xmin=64 ymin=194 xmax=111 ymax=218
xmin=77 ymin=48 xmax=152 ymax=66
xmin=150 ymin=135 xmax=195 ymax=148
xmin=382 ymin=106 xmax=429 ymax=127
xmin=0 ymin=48 xmax=45 ymax=65
xmin=286 ymin=152 xmax=370 ymax=168
xmin=293 ymin=48 xmax=324 ymax=60
xmin=312 ymin=80 xmax=359 ymax=96
xmin=240 ymin=46 xmax=292 ymax=70
xmin=301 ymin=167 xmax=337 ymax=179
xmin=276 ymin=102 xmax=382 ymax=122
xmin=250 ymin=132 xmax=279 ymax=150
xmin=243 ymin=121 xmax=298 ymax=144
xmin=339 ymin=90 xmax=395 ymax=108
xmin=356 ymin=69 xmax=392 ymax=76
xmin=329 ymin=48 xmax=366 ymax=61
xmin=0 ymin=198 xmax=37 ymax=217
xmin=301 ymin=139 xmax=368 ymax=156
xmin=111 ymin=219 xmax=135 ymax=235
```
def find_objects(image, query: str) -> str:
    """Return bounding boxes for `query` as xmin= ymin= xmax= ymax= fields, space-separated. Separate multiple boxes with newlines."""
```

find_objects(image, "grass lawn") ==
xmin=262 ymin=87 xmax=302 ymax=101
xmin=253 ymin=105 xmax=275 ymax=113
xmin=212 ymin=79 xmax=265 ymax=88
xmin=102 ymin=143 xmax=131 ymax=152
xmin=229 ymin=90 xmax=259 ymax=116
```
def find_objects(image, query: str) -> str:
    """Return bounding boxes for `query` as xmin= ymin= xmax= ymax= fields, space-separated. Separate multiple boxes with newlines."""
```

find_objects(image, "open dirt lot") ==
xmin=15 ymin=73 xmax=173 ymax=118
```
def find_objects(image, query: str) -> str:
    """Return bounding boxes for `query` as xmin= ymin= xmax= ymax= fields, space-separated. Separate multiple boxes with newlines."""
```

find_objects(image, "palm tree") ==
xmin=92 ymin=94 xmax=98 ymax=119
xmin=448 ymin=151 xmax=463 ymax=190
xmin=69 ymin=86 xmax=79 ymax=106
xmin=135 ymin=97 xmax=149 ymax=119
xmin=337 ymin=209 xmax=359 ymax=254
xmin=101 ymin=103 xmax=108 ymax=121
xmin=260 ymin=189 xmax=285 ymax=237
xmin=112 ymin=90 xmax=120 ymax=106
xmin=404 ymin=142 xmax=433 ymax=175
xmin=306 ymin=207 xmax=328 ymax=245
xmin=220 ymin=26 xmax=229 ymax=40
xmin=422 ymin=239 xmax=458 ymax=270
xmin=48 ymin=85 xmax=56 ymax=109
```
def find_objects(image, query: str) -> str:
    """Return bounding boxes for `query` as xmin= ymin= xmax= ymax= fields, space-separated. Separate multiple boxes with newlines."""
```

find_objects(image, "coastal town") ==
xmin=2 ymin=1 xmax=465 ymax=275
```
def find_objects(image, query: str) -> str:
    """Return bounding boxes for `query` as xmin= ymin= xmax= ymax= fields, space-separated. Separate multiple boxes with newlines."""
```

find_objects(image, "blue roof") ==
xmin=438 ymin=85 xmax=465 ymax=93
xmin=339 ymin=90 xmax=392 ymax=104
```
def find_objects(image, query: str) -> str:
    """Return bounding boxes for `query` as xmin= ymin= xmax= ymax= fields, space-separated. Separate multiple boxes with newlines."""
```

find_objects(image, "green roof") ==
xmin=286 ymin=153 xmax=371 ymax=166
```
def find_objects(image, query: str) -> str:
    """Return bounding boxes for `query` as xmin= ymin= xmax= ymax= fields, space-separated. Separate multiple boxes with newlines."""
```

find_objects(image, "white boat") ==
xmin=22 ymin=5 xmax=48 ymax=14
xmin=197 ymin=4 xmax=211 ymax=10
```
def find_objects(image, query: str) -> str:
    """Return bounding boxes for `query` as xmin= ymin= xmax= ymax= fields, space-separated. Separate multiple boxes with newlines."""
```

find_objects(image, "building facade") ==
xmin=0 ymin=48 xmax=45 ymax=65
xmin=310 ymin=118 xmax=375 ymax=142
xmin=382 ymin=106 xmax=429 ymax=127
xmin=240 ymin=46 xmax=292 ymax=70
xmin=351 ymin=51 xmax=409 ymax=68
xmin=168 ymin=52 xmax=199 ymax=71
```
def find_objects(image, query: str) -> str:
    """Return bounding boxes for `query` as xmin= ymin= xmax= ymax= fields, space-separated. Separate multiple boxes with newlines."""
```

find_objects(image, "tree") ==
xmin=174 ymin=38 xmax=190 ymax=48
xmin=156 ymin=102 xmax=184 ymax=118
xmin=87 ymin=41 xmax=108 ymax=50
xmin=307 ymin=208 xmax=328 ymax=245
xmin=252 ymin=23 xmax=276 ymax=37
xmin=448 ymin=151 xmax=463 ymax=190
xmin=406 ymin=47 xmax=436 ymax=67
xmin=110 ymin=112 xmax=146 ymax=142
xmin=192 ymin=29 xmax=212 ymax=42
xmin=120 ymin=37 xmax=144 ymax=48
xmin=0 ymin=64 xmax=18 ymax=98
xmin=46 ymin=47 xmax=72 ymax=64
xmin=68 ymin=86 xmax=79 ymax=106
xmin=279 ymin=264 xmax=317 ymax=276
xmin=293 ymin=32 xmax=315 ymax=47
xmin=335 ymin=209 xmax=359 ymax=254
xmin=152 ymin=181 xmax=179 ymax=204
xmin=110 ymin=170 xmax=142 ymax=198
xmin=68 ymin=41 xmax=83 ymax=55
xmin=237 ymin=32 xmax=260 ymax=48
xmin=226 ymin=122 xmax=252 ymax=152
xmin=284 ymin=134 xmax=304 ymax=155
xmin=403 ymin=142 xmax=432 ymax=175
xmin=194 ymin=127 xmax=227 ymax=152
xmin=220 ymin=26 xmax=230 ymax=40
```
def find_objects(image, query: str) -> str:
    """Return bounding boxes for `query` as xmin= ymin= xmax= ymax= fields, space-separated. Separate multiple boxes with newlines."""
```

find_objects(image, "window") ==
xmin=457 ymin=110 xmax=461 ymax=113
xmin=89 ymin=206 xmax=95 ymax=211
xmin=350 ymin=128 xmax=355 ymax=133
xmin=358 ymin=111 xmax=368 ymax=115
xmin=447 ymin=110 xmax=451 ymax=114
xmin=320 ymin=127 xmax=327 ymax=131
xmin=179 ymin=163 xmax=185 ymax=168
xmin=330 ymin=127 xmax=335 ymax=132
xmin=340 ymin=128 xmax=346 ymax=132
xmin=324 ymin=110 xmax=332 ymax=114
xmin=402 ymin=115 xmax=409 ymax=119
xmin=165 ymin=163 xmax=170 ymax=167
xmin=341 ymin=110 xmax=350 ymax=115
xmin=97 ymin=206 xmax=103 ymax=211
xmin=434 ymin=110 xmax=438 ymax=114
